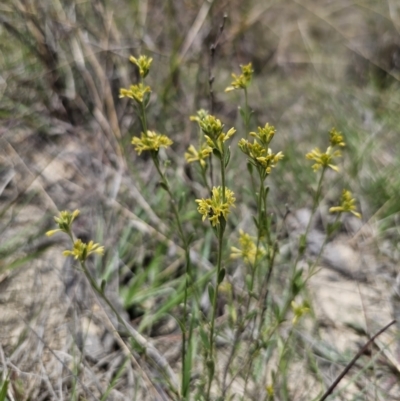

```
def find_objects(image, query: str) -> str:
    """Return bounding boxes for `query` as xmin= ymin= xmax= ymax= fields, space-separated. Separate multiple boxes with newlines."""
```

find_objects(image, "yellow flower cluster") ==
xmin=230 ymin=230 xmax=265 ymax=265
xmin=63 ymin=239 xmax=104 ymax=262
xmin=46 ymin=210 xmax=105 ymax=261
xmin=119 ymin=83 xmax=151 ymax=104
xmin=194 ymin=115 xmax=236 ymax=154
xmin=132 ymin=131 xmax=173 ymax=155
xmin=306 ymin=128 xmax=345 ymax=172
xmin=305 ymin=147 xmax=342 ymax=172
xmin=129 ymin=55 xmax=153 ymax=78
xmin=329 ymin=189 xmax=361 ymax=218
xmin=225 ymin=63 xmax=254 ymax=92
xmin=46 ymin=209 xmax=80 ymax=237
xmin=250 ymin=123 xmax=276 ymax=146
xmin=238 ymin=123 xmax=283 ymax=178
xmin=329 ymin=127 xmax=345 ymax=147
xmin=185 ymin=144 xmax=212 ymax=168
xmin=196 ymin=186 xmax=236 ymax=226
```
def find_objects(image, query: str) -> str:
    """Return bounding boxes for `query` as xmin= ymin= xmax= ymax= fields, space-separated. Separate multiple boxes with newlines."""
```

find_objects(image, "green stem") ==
xmin=206 ymin=223 xmax=224 ymax=400
xmin=140 ymin=102 xmax=148 ymax=134
xmin=136 ymin=92 xmax=191 ymax=399
xmin=281 ymin=167 xmax=327 ymax=322
xmin=151 ymin=154 xmax=192 ymax=400
xmin=205 ymin=150 xmax=227 ymax=400
xmin=244 ymin=88 xmax=250 ymax=140
xmin=200 ymin=166 xmax=212 ymax=193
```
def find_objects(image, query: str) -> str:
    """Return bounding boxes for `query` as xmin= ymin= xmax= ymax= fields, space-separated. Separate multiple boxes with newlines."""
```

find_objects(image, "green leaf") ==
xmin=219 ymin=217 xmax=226 ymax=235
xmin=298 ymin=234 xmax=307 ymax=255
xmin=212 ymin=148 xmax=221 ymax=159
xmin=178 ymin=192 xmax=186 ymax=211
xmin=327 ymin=221 xmax=342 ymax=236
xmin=245 ymin=274 xmax=252 ymax=291
xmin=0 ymin=379 xmax=8 ymax=401
xmin=100 ymin=279 xmax=106 ymax=293
xmin=291 ymin=268 xmax=304 ymax=297
xmin=224 ymin=146 xmax=231 ymax=167
xmin=159 ymin=181 xmax=168 ymax=191
xmin=245 ymin=310 xmax=257 ymax=321
xmin=186 ymin=233 xmax=195 ymax=246
xmin=252 ymin=216 xmax=259 ymax=229
xmin=143 ymin=92 xmax=151 ymax=108
xmin=199 ymin=326 xmax=210 ymax=349
xmin=206 ymin=358 xmax=215 ymax=378
xmin=217 ymin=268 xmax=226 ymax=284
xmin=171 ymin=315 xmax=185 ymax=333
xmin=247 ymin=161 xmax=253 ymax=175
xmin=208 ymin=284 xmax=215 ymax=305
xmin=239 ymin=106 xmax=246 ymax=121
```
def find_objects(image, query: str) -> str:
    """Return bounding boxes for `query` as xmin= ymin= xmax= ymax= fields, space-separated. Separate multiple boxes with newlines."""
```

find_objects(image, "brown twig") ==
xmin=208 ymin=13 xmax=227 ymax=189
xmin=319 ymin=319 xmax=396 ymax=401
xmin=208 ymin=13 xmax=227 ymax=115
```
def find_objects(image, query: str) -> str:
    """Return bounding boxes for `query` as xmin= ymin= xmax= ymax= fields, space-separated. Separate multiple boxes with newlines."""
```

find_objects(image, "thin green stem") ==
xmin=135 ymin=89 xmax=191 ymax=399
xmin=280 ymin=167 xmax=327 ymax=323
xmin=205 ymin=149 xmax=228 ymax=400
xmin=140 ymin=102 xmax=148 ymax=134
xmin=206 ymin=224 xmax=224 ymax=400
xmin=244 ymin=88 xmax=250 ymax=140
xmin=150 ymin=153 xmax=192 ymax=400
xmin=200 ymin=166 xmax=212 ymax=193
xmin=220 ymin=153 xmax=226 ymax=202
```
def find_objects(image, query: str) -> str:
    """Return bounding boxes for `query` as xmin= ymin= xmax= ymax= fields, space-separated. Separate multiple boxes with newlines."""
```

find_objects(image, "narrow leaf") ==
xmin=208 ymin=284 xmax=215 ymax=305
xmin=218 ymin=268 xmax=226 ymax=284
xmin=224 ymin=147 xmax=231 ymax=167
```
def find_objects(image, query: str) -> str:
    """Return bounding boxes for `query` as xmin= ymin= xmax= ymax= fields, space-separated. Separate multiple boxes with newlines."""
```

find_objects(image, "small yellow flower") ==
xmin=198 ymin=115 xmax=224 ymax=138
xmin=196 ymin=186 xmax=236 ymax=226
xmin=225 ymin=63 xmax=254 ymax=92
xmin=194 ymin=115 xmax=236 ymax=153
xmin=329 ymin=127 xmax=345 ymax=148
xmin=46 ymin=209 xmax=80 ymax=237
xmin=329 ymin=189 xmax=361 ymax=218
xmin=185 ymin=144 xmax=212 ymax=168
xmin=239 ymin=139 xmax=284 ymax=175
xmin=129 ymin=55 xmax=153 ymax=78
xmin=306 ymin=146 xmax=341 ymax=172
xmin=256 ymin=149 xmax=284 ymax=174
xmin=63 ymin=239 xmax=104 ymax=262
xmin=189 ymin=109 xmax=208 ymax=123
xmin=119 ymin=83 xmax=151 ymax=103
xmin=230 ymin=230 xmax=265 ymax=265
xmin=250 ymin=123 xmax=276 ymax=146
xmin=132 ymin=131 xmax=173 ymax=155
xmin=291 ymin=300 xmax=310 ymax=325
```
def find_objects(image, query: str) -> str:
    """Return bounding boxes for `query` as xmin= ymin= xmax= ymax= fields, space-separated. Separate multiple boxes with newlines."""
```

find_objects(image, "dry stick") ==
xmin=17 ymin=317 xmax=100 ymax=401
xmin=318 ymin=319 xmax=396 ymax=401
xmin=208 ymin=13 xmax=227 ymax=188
xmin=179 ymin=0 xmax=214 ymax=63
xmin=208 ymin=13 xmax=227 ymax=115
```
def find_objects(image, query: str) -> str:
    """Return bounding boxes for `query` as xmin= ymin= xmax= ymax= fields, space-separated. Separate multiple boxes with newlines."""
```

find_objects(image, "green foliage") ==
xmin=0 ymin=380 xmax=9 ymax=401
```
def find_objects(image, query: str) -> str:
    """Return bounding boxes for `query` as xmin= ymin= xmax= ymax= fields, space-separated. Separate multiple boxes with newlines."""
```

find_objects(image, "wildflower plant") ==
xmin=190 ymin=109 xmax=237 ymax=398
xmin=121 ymin=54 xmax=195 ymax=399
xmin=45 ymin=55 xmax=364 ymax=401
